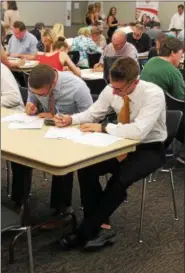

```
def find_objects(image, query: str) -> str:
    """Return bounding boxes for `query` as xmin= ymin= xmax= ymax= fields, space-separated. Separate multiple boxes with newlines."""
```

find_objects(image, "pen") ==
xmin=55 ymin=105 xmax=62 ymax=116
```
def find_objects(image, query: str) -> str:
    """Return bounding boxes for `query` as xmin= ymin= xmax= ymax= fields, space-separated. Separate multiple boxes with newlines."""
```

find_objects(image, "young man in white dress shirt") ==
xmin=54 ymin=57 xmax=167 ymax=251
xmin=169 ymin=4 xmax=184 ymax=30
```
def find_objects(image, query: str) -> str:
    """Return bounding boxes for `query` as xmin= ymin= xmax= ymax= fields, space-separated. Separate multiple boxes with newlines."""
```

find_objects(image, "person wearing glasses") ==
xmin=54 ymin=57 xmax=167 ymax=251
xmin=127 ymin=24 xmax=152 ymax=53
xmin=11 ymin=64 xmax=93 ymax=230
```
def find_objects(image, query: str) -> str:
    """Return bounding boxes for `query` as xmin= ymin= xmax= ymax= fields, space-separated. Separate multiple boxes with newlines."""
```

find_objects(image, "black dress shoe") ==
xmin=84 ymin=228 xmax=116 ymax=251
xmin=59 ymin=232 xmax=84 ymax=250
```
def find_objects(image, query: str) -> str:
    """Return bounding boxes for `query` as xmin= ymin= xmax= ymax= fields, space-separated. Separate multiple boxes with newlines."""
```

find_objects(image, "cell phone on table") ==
xmin=44 ymin=118 xmax=55 ymax=126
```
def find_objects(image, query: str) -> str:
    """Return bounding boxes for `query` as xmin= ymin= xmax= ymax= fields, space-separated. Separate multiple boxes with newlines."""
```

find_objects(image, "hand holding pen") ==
xmin=54 ymin=106 xmax=72 ymax=127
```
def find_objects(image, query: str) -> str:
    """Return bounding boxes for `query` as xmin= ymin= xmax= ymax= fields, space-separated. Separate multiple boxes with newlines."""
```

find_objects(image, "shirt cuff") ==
xmin=71 ymin=115 xmax=79 ymax=125
xmin=106 ymin=123 xmax=126 ymax=138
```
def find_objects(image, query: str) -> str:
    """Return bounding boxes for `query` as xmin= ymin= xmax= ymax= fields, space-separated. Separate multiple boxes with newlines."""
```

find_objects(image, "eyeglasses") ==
xmin=30 ymin=84 xmax=52 ymax=97
xmin=108 ymin=80 xmax=135 ymax=93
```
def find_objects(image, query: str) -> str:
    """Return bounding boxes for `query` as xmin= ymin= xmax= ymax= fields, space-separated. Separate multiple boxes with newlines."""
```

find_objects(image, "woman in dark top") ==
xmin=148 ymin=32 xmax=167 ymax=59
xmin=85 ymin=4 xmax=96 ymax=26
xmin=107 ymin=7 xmax=119 ymax=42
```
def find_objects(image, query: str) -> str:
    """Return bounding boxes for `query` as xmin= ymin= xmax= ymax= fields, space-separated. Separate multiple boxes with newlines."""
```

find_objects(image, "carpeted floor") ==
xmin=1 ymin=160 xmax=184 ymax=273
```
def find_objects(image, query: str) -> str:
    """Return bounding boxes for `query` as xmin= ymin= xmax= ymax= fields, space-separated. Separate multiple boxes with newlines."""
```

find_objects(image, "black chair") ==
xmin=68 ymin=51 xmax=80 ymax=65
xmin=1 ymin=205 xmax=34 ymax=272
xmin=103 ymin=56 xmax=122 ymax=82
xmin=165 ymin=92 xmax=184 ymax=144
xmin=139 ymin=110 xmax=183 ymax=242
xmin=19 ymin=86 xmax=28 ymax=105
xmin=87 ymin=52 xmax=102 ymax=68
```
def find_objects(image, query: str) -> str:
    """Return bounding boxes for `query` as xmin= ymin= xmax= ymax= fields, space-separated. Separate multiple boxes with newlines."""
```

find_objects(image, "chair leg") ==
xmin=152 ymin=170 xmax=158 ymax=182
xmin=9 ymin=230 xmax=25 ymax=264
xmin=148 ymin=173 xmax=153 ymax=183
xmin=6 ymin=161 xmax=11 ymax=198
xmin=43 ymin=172 xmax=47 ymax=181
xmin=139 ymin=178 xmax=147 ymax=243
xmin=169 ymin=168 xmax=178 ymax=221
xmin=26 ymin=226 xmax=34 ymax=273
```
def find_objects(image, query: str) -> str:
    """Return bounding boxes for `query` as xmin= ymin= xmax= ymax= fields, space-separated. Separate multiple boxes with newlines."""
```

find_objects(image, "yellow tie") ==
xmin=117 ymin=96 xmax=130 ymax=162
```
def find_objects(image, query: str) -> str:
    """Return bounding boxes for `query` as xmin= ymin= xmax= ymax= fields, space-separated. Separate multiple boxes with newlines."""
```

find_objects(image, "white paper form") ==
xmin=45 ymin=127 xmax=122 ymax=147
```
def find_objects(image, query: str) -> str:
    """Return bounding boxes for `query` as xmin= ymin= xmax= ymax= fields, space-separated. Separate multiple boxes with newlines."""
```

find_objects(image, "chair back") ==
xmin=19 ymin=87 xmax=28 ymax=105
xmin=165 ymin=92 xmax=185 ymax=112
xmin=68 ymin=51 xmax=80 ymax=65
xmin=103 ymin=56 xmax=122 ymax=82
xmin=1 ymin=205 xmax=20 ymax=232
xmin=87 ymin=52 xmax=101 ymax=68
xmin=165 ymin=110 xmax=183 ymax=149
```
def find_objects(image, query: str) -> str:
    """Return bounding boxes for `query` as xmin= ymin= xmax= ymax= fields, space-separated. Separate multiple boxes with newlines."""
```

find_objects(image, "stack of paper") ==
xmin=1 ymin=113 xmax=44 ymax=129
xmin=45 ymin=127 xmax=122 ymax=147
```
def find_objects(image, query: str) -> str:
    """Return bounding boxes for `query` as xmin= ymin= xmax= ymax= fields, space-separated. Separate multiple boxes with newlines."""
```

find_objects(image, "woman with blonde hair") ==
xmin=53 ymin=23 xmax=65 ymax=38
xmin=41 ymin=28 xmax=57 ymax=52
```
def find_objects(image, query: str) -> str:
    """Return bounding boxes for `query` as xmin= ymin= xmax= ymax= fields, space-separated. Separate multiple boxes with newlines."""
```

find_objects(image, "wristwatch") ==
xmin=101 ymin=123 xmax=108 ymax=133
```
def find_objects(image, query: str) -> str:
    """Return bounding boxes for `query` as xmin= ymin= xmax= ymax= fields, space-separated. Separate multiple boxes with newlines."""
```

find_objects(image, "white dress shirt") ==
xmin=1 ymin=63 xmax=24 ymax=111
xmin=72 ymin=80 xmax=167 ymax=143
xmin=169 ymin=12 xmax=184 ymax=30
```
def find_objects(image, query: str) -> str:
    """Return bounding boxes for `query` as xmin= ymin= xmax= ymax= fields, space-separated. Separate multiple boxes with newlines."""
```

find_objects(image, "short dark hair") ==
xmin=13 ymin=21 xmax=26 ymax=31
xmin=178 ymin=4 xmax=184 ymax=9
xmin=129 ymin=22 xmax=136 ymax=27
xmin=29 ymin=64 xmax=55 ymax=89
xmin=110 ymin=57 xmax=139 ymax=82
xmin=35 ymin=22 xmax=45 ymax=30
xmin=159 ymin=37 xmax=184 ymax=57
xmin=7 ymin=1 xmax=18 ymax=10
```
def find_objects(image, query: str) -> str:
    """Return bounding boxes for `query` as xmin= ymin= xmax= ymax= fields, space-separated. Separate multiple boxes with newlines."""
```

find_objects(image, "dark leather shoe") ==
xmin=59 ymin=232 xmax=84 ymax=250
xmin=84 ymin=228 xmax=116 ymax=251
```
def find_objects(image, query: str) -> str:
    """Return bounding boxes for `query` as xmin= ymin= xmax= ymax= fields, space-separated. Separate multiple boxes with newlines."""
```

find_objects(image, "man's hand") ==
xmin=38 ymin=112 xmax=53 ymax=118
xmin=79 ymin=123 xmax=102 ymax=132
xmin=93 ymin=63 xmax=103 ymax=72
xmin=25 ymin=102 xmax=37 ymax=115
xmin=17 ymin=59 xmax=25 ymax=67
xmin=54 ymin=114 xmax=72 ymax=127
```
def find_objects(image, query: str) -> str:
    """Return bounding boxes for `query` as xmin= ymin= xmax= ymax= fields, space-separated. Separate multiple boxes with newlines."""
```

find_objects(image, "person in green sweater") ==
xmin=140 ymin=37 xmax=185 ymax=100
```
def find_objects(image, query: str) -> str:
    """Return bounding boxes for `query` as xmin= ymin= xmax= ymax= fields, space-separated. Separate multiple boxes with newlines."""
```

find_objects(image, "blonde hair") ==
xmin=78 ymin=27 xmax=90 ymax=37
xmin=53 ymin=23 xmax=65 ymax=38
xmin=42 ymin=28 xmax=57 ymax=52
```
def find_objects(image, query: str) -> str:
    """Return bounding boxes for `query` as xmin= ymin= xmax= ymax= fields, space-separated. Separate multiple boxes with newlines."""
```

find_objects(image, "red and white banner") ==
xmin=135 ymin=1 xmax=159 ymax=23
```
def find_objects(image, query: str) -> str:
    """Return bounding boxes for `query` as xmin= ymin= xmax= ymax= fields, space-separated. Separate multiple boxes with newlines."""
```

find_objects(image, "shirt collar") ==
xmin=128 ymin=81 xmax=141 ymax=102
xmin=20 ymin=31 xmax=28 ymax=42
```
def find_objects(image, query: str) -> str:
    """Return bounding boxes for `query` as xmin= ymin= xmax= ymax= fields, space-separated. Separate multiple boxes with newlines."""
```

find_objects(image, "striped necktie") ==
xmin=48 ymin=91 xmax=56 ymax=116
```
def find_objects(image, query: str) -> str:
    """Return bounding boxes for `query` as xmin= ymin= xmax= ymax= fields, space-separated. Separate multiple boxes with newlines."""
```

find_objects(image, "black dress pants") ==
xmin=11 ymin=162 xmax=73 ymax=210
xmin=77 ymin=142 xmax=165 ymax=240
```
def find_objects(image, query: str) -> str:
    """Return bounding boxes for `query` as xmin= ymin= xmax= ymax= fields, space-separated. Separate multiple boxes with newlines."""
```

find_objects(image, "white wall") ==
xmin=17 ymin=1 xmax=66 ymax=26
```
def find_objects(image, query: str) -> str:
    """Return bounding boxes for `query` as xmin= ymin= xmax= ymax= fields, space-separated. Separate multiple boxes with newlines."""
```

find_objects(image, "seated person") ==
xmin=177 ymin=29 xmax=184 ymax=43
xmin=28 ymin=38 xmax=81 ymax=77
xmin=90 ymin=26 xmax=106 ymax=50
xmin=11 ymin=64 xmax=93 ymax=229
xmin=1 ymin=63 xmax=24 ymax=110
xmin=94 ymin=30 xmax=138 ymax=72
xmin=141 ymin=37 xmax=185 ymax=100
xmin=146 ymin=22 xmax=162 ymax=40
xmin=148 ymin=33 xmax=167 ymax=60
xmin=41 ymin=28 xmax=57 ymax=53
xmin=30 ymin=22 xmax=45 ymax=52
xmin=167 ymin=28 xmax=177 ymax=38
xmin=1 ymin=24 xmax=24 ymax=68
xmin=54 ymin=57 xmax=167 ymax=251
xmin=127 ymin=24 xmax=152 ymax=53
xmin=7 ymin=21 xmax=38 ymax=57
xmin=71 ymin=27 xmax=102 ymax=68
xmin=53 ymin=23 xmax=65 ymax=39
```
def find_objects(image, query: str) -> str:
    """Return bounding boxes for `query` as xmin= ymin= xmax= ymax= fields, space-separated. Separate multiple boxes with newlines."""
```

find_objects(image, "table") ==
xmin=1 ymin=108 xmax=139 ymax=176
xmin=8 ymin=58 xmax=39 ymax=72
xmin=138 ymin=52 xmax=149 ymax=60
